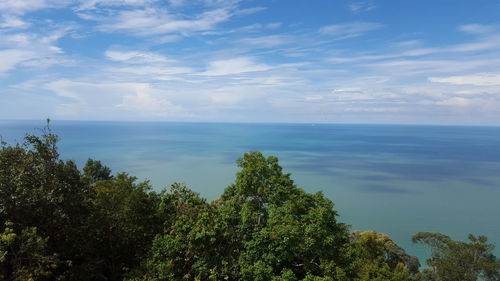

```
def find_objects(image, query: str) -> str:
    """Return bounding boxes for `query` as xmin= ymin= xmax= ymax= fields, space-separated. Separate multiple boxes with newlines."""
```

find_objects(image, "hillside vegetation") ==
xmin=0 ymin=125 xmax=499 ymax=281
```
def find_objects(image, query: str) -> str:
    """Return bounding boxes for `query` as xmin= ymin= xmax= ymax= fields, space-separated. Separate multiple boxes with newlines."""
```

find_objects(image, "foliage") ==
xmin=0 ymin=125 xmax=162 ymax=280
xmin=133 ymin=152 xmax=357 ymax=281
xmin=0 ymin=221 xmax=62 ymax=281
xmin=0 ymin=124 xmax=94 ymax=279
xmin=90 ymin=173 xmax=162 ymax=281
xmin=412 ymin=232 xmax=500 ymax=281
xmin=219 ymin=151 xmax=357 ymax=280
xmin=132 ymin=183 xmax=234 ymax=281
xmin=351 ymin=231 xmax=419 ymax=281
xmin=83 ymin=159 xmax=113 ymax=184
xmin=1 ymin=127 xmax=499 ymax=281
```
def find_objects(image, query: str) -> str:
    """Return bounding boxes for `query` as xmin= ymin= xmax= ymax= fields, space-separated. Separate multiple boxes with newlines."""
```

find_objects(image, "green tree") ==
xmin=0 ymin=125 xmax=94 ymax=279
xmin=0 ymin=221 xmax=63 ymax=281
xmin=412 ymin=232 xmax=500 ymax=281
xmin=89 ymin=173 xmax=162 ymax=281
xmin=351 ymin=231 xmax=419 ymax=281
xmin=134 ymin=152 xmax=357 ymax=280
xmin=135 ymin=183 xmax=234 ymax=281
xmin=220 ymin=151 xmax=356 ymax=280
xmin=83 ymin=158 xmax=113 ymax=185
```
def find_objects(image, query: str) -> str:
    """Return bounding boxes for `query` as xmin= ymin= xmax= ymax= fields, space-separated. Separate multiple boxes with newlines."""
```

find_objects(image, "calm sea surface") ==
xmin=1 ymin=120 xmax=500 ymax=262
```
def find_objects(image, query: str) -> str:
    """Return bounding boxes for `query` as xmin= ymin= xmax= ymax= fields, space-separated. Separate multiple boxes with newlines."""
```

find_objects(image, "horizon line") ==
xmin=1 ymin=119 xmax=500 ymax=128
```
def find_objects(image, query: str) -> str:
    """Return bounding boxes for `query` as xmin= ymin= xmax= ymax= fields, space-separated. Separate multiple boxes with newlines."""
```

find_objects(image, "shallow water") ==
xmin=2 ymin=120 xmax=499 ymax=263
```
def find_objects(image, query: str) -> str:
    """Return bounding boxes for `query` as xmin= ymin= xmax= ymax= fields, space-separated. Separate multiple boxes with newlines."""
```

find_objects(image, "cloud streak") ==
xmin=201 ymin=57 xmax=272 ymax=76
xmin=319 ymin=22 xmax=383 ymax=39
xmin=2 ymin=2 xmax=500 ymax=124
xmin=105 ymin=50 xmax=173 ymax=64
xmin=429 ymin=73 xmax=500 ymax=86
xmin=348 ymin=1 xmax=376 ymax=13
xmin=96 ymin=8 xmax=231 ymax=35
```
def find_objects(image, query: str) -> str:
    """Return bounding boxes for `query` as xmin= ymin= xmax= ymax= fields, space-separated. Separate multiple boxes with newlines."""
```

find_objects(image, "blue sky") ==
xmin=1 ymin=0 xmax=500 ymax=124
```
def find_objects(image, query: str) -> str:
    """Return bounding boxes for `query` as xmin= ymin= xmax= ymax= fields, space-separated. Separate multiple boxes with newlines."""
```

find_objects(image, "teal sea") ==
xmin=1 ymin=120 xmax=500 ymax=263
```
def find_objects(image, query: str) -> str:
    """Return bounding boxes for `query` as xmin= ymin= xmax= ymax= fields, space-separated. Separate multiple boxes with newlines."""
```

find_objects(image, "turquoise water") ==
xmin=1 ymin=120 xmax=500 ymax=263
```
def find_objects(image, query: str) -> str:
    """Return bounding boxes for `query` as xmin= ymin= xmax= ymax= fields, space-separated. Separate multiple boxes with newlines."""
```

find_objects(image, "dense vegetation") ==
xmin=0 ymin=125 xmax=499 ymax=281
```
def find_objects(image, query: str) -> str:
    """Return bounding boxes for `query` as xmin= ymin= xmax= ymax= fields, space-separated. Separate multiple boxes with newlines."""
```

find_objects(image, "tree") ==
xmin=82 ymin=158 xmax=113 ymax=185
xmin=412 ymin=232 xmax=500 ymax=281
xmin=131 ymin=183 xmax=236 ymax=281
xmin=0 ymin=221 xmax=63 ymax=281
xmin=351 ymin=231 xmax=420 ymax=281
xmin=0 ymin=124 xmax=94 ymax=280
xmin=89 ymin=173 xmax=162 ymax=281
xmin=134 ymin=152 xmax=357 ymax=280
xmin=7 ymin=125 xmax=500 ymax=281
xmin=220 ymin=151 xmax=357 ymax=280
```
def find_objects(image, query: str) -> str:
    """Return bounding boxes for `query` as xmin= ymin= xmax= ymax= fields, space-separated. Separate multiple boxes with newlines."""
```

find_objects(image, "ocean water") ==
xmin=1 ymin=120 xmax=500 ymax=263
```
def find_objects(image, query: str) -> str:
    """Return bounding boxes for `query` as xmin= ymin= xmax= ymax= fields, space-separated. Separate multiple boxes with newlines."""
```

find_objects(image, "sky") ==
xmin=1 ymin=0 xmax=500 ymax=125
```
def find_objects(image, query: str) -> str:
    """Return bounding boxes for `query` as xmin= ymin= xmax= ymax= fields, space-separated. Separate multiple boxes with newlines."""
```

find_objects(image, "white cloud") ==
xmin=2 ymin=0 xmax=500 ymax=124
xmin=20 ymin=57 xmax=75 ymax=68
xmin=77 ymin=0 xmax=241 ymax=10
xmin=402 ymin=48 xmax=438 ymax=56
xmin=266 ymin=22 xmax=281 ymax=29
xmin=203 ymin=84 xmax=268 ymax=107
xmin=105 ymin=50 xmax=173 ymax=64
xmin=233 ymin=75 xmax=301 ymax=87
xmin=448 ymin=33 xmax=500 ymax=52
xmin=348 ymin=1 xmax=376 ymax=13
xmin=237 ymin=35 xmax=291 ymax=48
xmin=329 ymin=34 xmax=500 ymax=65
xmin=0 ymin=33 xmax=31 ymax=47
xmin=201 ymin=57 xmax=272 ymax=76
xmin=0 ymin=27 xmax=73 ymax=74
xmin=394 ymin=40 xmax=422 ymax=47
xmin=326 ymin=86 xmax=402 ymax=102
xmin=344 ymin=107 xmax=404 ymax=112
xmin=0 ymin=0 xmax=48 ymax=14
xmin=88 ymin=7 xmax=232 ymax=36
xmin=304 ymin=95 xmax=324 ymax=101
xmin=153 ymin=34 xmax=182 ymax=43
xmin=365 ymin=57 xmax=500 ymax=76
xmin=0 ymin=15 xmax=29 ymax=29
xmin=319 ymin=22 xmax=383 ymax=39
xmin=429 ymin=73 xmax=500 ymax=86
xmin=0 ymin=28 xmax=72 ymax=49
xmin=117 ymin=88 xmax=183 ymax=116
xmin=46 ymin=80 xmax=111 ymax=103
xmin=204 ymin=21 xmax=282 ymax=36
xmin=234 ymin=6 xmax=267 ymax=16
xmin=330 ymin=88 xmax=376 ymax=100
xmin=201 ymin=0 xmax=240 ymax=8
xmin=76 ymin=0 xmax=156 ymax=10
xmin=0 ymin=49 xmax=37 ymax=73
xmin=103 ymin=50 xmax=195 ymax=77
xmin=168 ymin=0 xmax=186 ymax=7
xmin=436 ymin=97 xmax=471 ymax=107
xmin=329 ymin=48 xmax=439 ymax=63
xmin=108 ymin=65 xmax=194 ymax=76
xmin=459 ymin=24 xmax=495 ymax=34
xmin=46 ymin=79 xmax=183 ymax=117
xmin=207 ymin=87 xmax=245 ymax=105
xmin=328 ymin=51 xmax=431 ymax=64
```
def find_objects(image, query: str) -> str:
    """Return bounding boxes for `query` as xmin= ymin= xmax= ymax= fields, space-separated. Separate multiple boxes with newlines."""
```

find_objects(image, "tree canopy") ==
xmin=0 ymin=128 xmax=498 ymax=281
xmin=412 ymin=232 xmax=500 ymax=281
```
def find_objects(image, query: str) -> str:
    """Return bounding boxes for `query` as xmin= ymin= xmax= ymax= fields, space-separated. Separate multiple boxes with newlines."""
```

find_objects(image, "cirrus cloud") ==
xmin=319 ymin=22 xmax=383 ymax=39
xmin=429 ymin=73 xmax=500 ymax=86
xmin=201 ymin=57 xmax=272 ymax=76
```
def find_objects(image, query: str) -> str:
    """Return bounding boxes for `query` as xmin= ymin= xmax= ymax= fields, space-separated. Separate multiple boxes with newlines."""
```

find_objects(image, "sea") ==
xmin=1 ymin=120 xmax=499 ymax=264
